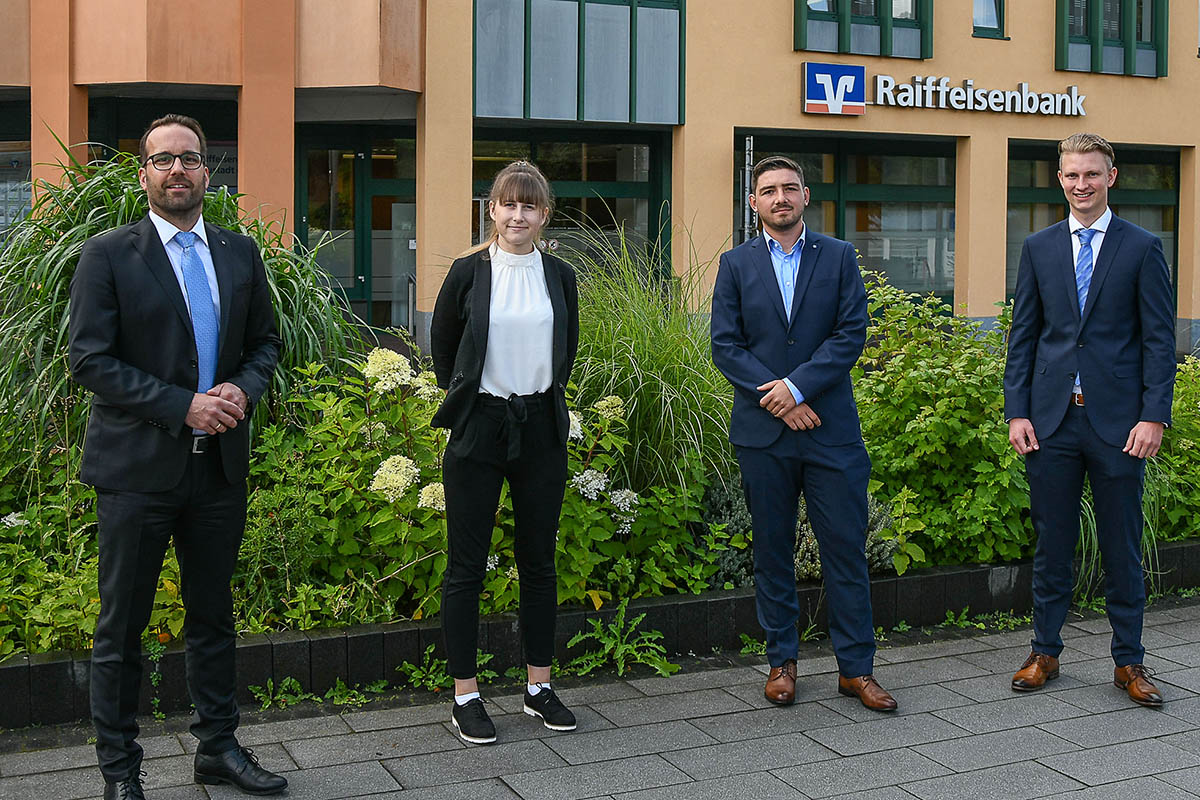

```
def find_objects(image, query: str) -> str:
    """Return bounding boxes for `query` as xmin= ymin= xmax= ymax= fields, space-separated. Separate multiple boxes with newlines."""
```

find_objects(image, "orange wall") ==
xmin=297 ymin=0 xmax=421 ymax=90
xmin=673 ymin=0 xmax=1200 ymax=317
xmin=0 ymin=0 xmax=30 ymax=87
xmin=29 ymin=0 xmax=86 ymax=185
xmin=238 ymin=0 xmax=295 ymax=228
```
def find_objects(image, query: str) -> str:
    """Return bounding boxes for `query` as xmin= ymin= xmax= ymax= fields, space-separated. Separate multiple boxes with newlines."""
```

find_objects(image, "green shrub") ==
xmin=565 ymin=224 xmax=735 ymax=491
xmin=854 ymin=274 xmax=1031 ymax=565
xmin=1150 ymin=355 xmax=1200 ymax=541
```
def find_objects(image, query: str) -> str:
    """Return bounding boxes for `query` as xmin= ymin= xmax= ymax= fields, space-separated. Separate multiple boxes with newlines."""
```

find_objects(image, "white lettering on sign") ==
xmin=873 ymin=76 xmax=1085 ymax=116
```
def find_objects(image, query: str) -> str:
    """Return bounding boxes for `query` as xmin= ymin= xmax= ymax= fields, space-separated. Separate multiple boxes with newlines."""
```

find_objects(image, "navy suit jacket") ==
xmin=1004 ymin=215 xmax=1175 ymax=448
xmin=711 ymin=230 xmax=868 ymax=449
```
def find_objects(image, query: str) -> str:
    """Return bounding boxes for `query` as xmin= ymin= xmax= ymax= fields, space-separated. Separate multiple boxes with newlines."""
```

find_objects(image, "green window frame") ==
xmin=1005 ymin=143 xmax=1180 ymax=300
xmin=973 ymin=0 xmax=1007 ymax=39
xmin=473 ymin=0 xmax=686 ymax=125
xmin=794 ymin=0 xmax=934 ymax=59
xmin=1055 ymin=0 xmax=1168 ymax=76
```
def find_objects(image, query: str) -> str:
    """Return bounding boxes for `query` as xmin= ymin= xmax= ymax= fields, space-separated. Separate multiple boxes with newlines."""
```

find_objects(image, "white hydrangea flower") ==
xmin=609 ymin=489 xmax=639 ymax=514
xmin=1 ymin=512 xmax=27 ymax=528
xmin=592 ymin=395 xmax=626 ymax=421
xmin=370 ymin=455 xmax=419 ymax=501
xmin=567 ymin=410 xmax=583 ymax=441
xmin=506 ymin=565 xmax=519 ymax=580
xmin=571 ymin=469 xmax=609 ymax=501
xmin=486 ymin=554 xmax=500 ymax=572
xmin=363 ymin=420 xmax=388 ymax=445
xmin=362 ymin=347 xmax=413 ymax=391
xmin=417 ymin=482 xmax=446 ymax=512
xmin=413 ymin=371 xmax=444 ymax=402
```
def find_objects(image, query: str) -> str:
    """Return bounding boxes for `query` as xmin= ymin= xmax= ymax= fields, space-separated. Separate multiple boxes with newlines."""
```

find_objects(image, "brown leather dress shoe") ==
xmin=1114 ymin=663 xmax=1163 ymax=707
xmin=765 ymin=659 xmax=797 ymax=705
xmin=837 ymin=674 xmax=898 ymax=711
xmin=1012 ymin=651 xmax=1059 ymax=691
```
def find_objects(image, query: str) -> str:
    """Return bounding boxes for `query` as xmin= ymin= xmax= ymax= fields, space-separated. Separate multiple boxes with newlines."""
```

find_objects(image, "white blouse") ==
xmin=479 ymin=243 xmax=554 ymax=398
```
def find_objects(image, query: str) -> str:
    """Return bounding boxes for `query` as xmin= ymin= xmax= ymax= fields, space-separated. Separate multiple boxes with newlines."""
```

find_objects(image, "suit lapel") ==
xmin=541 ymin=253 xmax=567 ymax=377
xmin=1053 ymin=221 xmax=1081 ymax=327
xmin=788 ymin=234 xmax=821 ymax=327
xmin=748 ymin=236 xmax=789 ymax=328
xmin=131 ymin=216 xmax=193 ymax=335
xmin=1080 ymin=217 xmax=1124 ymax=329
xmin=471 ymin=253 xmax=492 ymax=365
xmin=206 ymin=222 xmax=235 ymax=360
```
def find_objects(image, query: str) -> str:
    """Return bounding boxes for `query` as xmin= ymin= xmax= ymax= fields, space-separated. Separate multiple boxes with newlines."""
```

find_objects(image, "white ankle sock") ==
xmin=454 ymin=691 xmax=480 ymax=705
xmin=527 ymin=682 xmax=550 ymax=696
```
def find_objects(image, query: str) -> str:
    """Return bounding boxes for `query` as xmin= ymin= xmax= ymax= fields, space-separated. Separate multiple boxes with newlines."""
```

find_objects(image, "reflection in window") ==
xmin=847 ymin=154 xmax=952 ymax=186
xmin=1006 ymin=204 xmax=1066 ymax=296
xmin=472 ymin=141 xmax=532 ymax=181
xmin=893 ymin=0 xmax=916 ymax=20
xmin=1101 ymin=0 xmax=1122 ymax=39
xmin=973 ymin=0 xmax=1000 ymax=29
xmin=306 ymin=149 xmax=356 ymax=290
xmin=1135 ymin=0 xmax=1153 ymax=42
xmin=1117 ymin=162 xmax=1176 ymax=190
xmin=0 ymin=143 xmax=32 ymax=241
xmin=371 ymin=139 xmax=417 ymax=180
xmin=808 ymin=0 xmax=835 ymax=11
xmin=851 ymin=0 xmax=876 ymax=17
xmin=1069 ymin=0 xmax=1089 ymax=36
xmin=848 ymin=201 xmax=955 ymax=299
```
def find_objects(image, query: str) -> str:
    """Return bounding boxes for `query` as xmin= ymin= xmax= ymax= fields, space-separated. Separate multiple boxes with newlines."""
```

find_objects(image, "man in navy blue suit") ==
xmin=711 ymin=156 xmax=896 ymax=711
xmin=1004 ymin=133 xmax=1175 ymax=707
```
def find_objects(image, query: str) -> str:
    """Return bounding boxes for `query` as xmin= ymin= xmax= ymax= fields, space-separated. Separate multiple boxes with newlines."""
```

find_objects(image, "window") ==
xmin=794 ymin=0 xmax=933 ymax=59
xmin=1005 ymin=144 xmax=1179 ymax=299
xmin=474 ymin=0 xmax=684 ymax=124
xmin=1056 ymin=0 xmax=1167 ymax=76
xmin=736 ymin=136 xmax=955 ymax=303
xmin=0 ymin=142 xmax=31 ymax=245
xmin=973 ymin=0 xmax=1005 ymax=38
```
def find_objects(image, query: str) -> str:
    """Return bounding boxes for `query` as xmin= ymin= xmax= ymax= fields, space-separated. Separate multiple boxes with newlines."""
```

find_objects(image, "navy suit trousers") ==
xmin=1026 ymin=404 xmax=1147 ymax=665
xmin=737 ymin=432 xmax=875 ymax=677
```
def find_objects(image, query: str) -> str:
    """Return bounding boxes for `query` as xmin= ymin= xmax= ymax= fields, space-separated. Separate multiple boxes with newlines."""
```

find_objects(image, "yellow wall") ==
xmin=674 ymin=0 xmax=1200 ymax=321
xmin=297 ymin=0 xmax=422 ymax=91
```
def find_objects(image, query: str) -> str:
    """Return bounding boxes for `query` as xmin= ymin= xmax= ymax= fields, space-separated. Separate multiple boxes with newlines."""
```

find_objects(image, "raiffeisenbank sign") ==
xmin=802 ymin=62 xmax=1086 ymax=117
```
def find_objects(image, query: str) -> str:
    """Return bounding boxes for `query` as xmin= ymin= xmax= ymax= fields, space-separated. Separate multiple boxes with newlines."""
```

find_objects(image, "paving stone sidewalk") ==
xmin=3 ymin=600 xmax=1200 ymax=800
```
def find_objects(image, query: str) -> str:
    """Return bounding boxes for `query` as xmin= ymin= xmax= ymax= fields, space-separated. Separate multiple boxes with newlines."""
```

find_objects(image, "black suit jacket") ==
xmin=430 ymin=248 xmax=578 ymax=443
xmin=68 ymin=215 xmax=281 ymax=491
xmin=1004 ymin=215 xmax=1175 ymax=448
xmin=710 ymin=231 xmax=868 ymax=449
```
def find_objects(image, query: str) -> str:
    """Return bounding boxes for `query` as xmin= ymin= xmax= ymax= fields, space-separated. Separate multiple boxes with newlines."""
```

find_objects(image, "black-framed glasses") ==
xmin=145 ymin=151 xmax=205 ymax=171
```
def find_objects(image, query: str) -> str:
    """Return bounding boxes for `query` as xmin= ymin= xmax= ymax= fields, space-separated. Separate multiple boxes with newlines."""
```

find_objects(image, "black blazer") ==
xmin=1004 ymin=215 xmax=1175 ymax=448
xmin=68 ymin=215 xmax=281 ymax=491
xmin=430 ymin=247 xmax=579 ymax=443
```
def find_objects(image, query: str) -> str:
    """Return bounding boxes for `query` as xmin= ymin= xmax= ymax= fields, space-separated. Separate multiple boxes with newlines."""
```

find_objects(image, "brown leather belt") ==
xmin=1071 ymin=392 xmax=1085 ymax=407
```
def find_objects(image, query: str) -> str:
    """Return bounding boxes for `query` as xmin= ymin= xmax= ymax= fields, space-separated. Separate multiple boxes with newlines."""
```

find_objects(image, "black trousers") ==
xmin=441 ymin=393 xmax=567 ymax=680
xmin=91 ymin=439 xmax=245 ymax=782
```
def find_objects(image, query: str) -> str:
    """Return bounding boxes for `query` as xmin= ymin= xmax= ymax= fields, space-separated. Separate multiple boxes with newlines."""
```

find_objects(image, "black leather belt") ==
xmin=191 ymin=435 xmax=215 ymax=454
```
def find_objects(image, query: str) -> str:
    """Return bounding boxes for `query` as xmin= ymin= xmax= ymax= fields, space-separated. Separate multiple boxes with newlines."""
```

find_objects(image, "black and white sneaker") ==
xmin=523 ymin=687 xmax=577 ymax=731
xmin=451 ymin=698 xmax=497 ymax=744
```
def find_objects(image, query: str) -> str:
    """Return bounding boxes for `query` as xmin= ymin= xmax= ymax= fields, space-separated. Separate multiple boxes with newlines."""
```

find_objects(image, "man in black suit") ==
xmin=69 ymin=115 xmax=284 ymax=798
xmin=711 ymin=156 xmax=896 ymax=712
xmin=1005 ymin=133 xmax=1175 ymax=707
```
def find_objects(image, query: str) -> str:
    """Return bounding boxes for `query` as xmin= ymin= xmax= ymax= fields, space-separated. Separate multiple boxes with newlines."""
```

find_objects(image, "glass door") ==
xmin=303 ymin=146 xmax=363 ymax=300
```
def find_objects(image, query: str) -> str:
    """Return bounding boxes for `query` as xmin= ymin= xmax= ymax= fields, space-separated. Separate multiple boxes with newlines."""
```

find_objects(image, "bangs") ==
xmin=491 ymin=168 xmax=551 ymax=208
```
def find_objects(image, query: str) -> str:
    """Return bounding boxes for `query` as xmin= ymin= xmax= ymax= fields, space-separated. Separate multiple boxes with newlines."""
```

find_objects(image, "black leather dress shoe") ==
xmin=103 ymin=771 xmax=145 ymax=800
xmin=194 ymin=746 xmax=288 ymax=795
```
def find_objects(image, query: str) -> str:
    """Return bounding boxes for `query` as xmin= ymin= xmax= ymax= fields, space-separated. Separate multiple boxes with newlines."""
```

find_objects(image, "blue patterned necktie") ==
xmin=174 ymin=231 xmax=218 ymax=394
xmin=1075 ymin=228 xmax=1097 ymax=314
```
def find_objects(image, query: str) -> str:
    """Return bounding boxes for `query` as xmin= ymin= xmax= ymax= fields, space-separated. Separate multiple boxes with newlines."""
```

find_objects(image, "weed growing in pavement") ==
xmin=249 ymin=677 xmax=322 ymax=710
xmin=739 ymin=633 xmax=766 ymax=656
xmin=323 ymin=678 xmax=388 ymax=708
xmin=566 ymin=598 xmax=679 ymax=677
xmin=396 ymin=644 xmax=453 ymax=692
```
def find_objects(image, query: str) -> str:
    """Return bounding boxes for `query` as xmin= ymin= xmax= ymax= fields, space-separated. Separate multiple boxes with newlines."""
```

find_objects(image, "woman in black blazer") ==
xmin=430 ymin=161 xmax=579 ymax=745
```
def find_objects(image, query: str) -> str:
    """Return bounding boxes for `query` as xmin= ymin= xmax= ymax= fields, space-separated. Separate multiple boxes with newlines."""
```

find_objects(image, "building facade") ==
xmin=1 ymin=0 xmax=1198 ymax=352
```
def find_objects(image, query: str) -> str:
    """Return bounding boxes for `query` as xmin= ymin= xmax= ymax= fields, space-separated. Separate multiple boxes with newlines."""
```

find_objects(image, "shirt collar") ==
xmin=763 ymin=224 xmax=806 ymax=257
xmin=1068 ymin=207 xmax=1112 ymax=235
xmin=148 ymin=209 xmax=209 ymax=249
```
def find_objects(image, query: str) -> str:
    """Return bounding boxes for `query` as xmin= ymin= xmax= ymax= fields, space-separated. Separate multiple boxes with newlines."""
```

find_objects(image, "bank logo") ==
xmin=803 ymin=62 xmax=866 ymax=115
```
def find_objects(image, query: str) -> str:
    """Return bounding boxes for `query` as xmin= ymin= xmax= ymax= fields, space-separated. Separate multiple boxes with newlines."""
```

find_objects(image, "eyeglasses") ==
xmin=144 ymin=151 xmax=205 ymax=171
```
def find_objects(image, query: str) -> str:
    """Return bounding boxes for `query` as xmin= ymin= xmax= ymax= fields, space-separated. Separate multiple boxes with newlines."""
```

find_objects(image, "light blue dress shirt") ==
xmin=763 ymin=229 xmax=805 ymax=404
xmin=148 ymin=210 xmax=221 ymax=322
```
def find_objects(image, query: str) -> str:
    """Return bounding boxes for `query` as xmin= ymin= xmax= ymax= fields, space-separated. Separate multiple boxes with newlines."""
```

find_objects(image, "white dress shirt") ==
xmin=148 ymin=210 xmax=221 ymax=321
xmin=479 ymin=243 xmax=554 ymax=398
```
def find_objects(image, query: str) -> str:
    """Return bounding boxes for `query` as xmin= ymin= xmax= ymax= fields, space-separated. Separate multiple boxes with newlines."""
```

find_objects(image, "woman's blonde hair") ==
xmin=462 ymin=160 xmax=554 ymax=257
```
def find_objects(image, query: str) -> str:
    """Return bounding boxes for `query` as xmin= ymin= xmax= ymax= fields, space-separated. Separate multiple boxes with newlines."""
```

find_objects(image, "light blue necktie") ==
xmin=175 ymin=231 xmax=218 ymax=394
xmin=1075 ymin=228 xmax=1097 ymax=314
